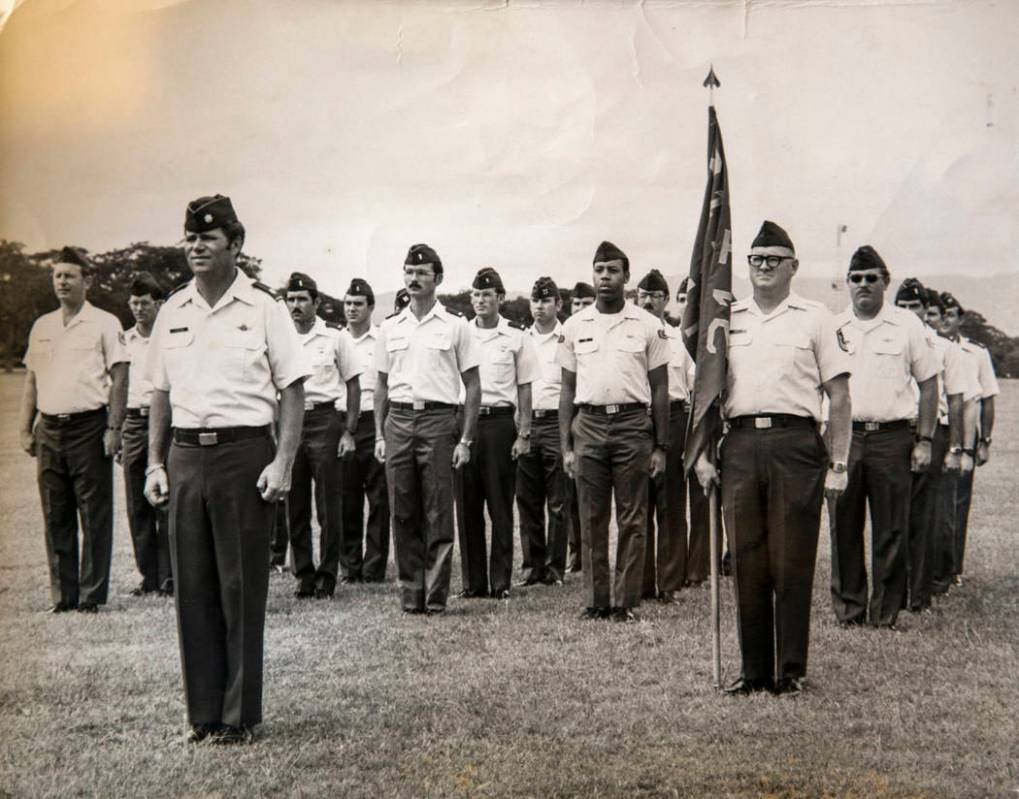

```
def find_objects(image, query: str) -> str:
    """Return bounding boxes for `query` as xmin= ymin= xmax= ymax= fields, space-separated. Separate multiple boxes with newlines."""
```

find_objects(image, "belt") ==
xmin=477 ymin=405 xmax=514 ymax=417
xmin=852 ymin=420 xmax=911 ymax=432
xmin=40 ymin=407 xmax=106 ymax=425
xmin=577 ymin=402 xmax=647 ymax=416
xmin=728 ymin=414 xmax=816 ymax=431
xmin=126 ymin=407 xmax=150 ymax=418
xmin=173 ymin=425 xmax=271 ymax=446
xmin=670 ymin=399 xmax=691 ymax=413
xmin=304 ymin=400 xmax=337 ymax=413
xmin=532 ymin=409 xmax=558 ymax=419
xmin=390 ymin=401 xmax=456 ymax=412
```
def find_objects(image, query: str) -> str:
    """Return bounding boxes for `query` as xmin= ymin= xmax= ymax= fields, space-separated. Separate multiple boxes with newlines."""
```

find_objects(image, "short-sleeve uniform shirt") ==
xmin=834 ymin=303 xmax=937 ymax=423
xmin=958 ymin=337 xmax=1000 ymax=400
xmin=145 ymin=270 xmax=312 ymax=428
xmin=463 ymin=316 xmax=539 ymax=407
xmin=924 ymin=328 xmax=981 ymax=423
xmin=25 ymin=301 xmax=128 ymax=415
xmin=664 ymin=322 xmax=694 ymax=403
xmin=529 ymin=321 xmax=564 ymax=411
xmin=375 ymin=302 xmax=480 ymax=405
xmin=344 ymin=325 xmax=379 ymax=413
xmin=299 ymin=318 xmax=362 ymax=408
xmin=558 ymin=303 xmax=670 ymax=406
xmin=724 ymin=293 xmax=849 ymax=421
xmin=124 ymin=326 xmax=156 ymax=409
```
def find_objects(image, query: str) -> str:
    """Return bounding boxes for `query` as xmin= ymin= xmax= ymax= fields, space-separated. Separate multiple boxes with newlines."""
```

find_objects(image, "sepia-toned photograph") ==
xmin=0 ymin=0 xmax=1016 ymax=796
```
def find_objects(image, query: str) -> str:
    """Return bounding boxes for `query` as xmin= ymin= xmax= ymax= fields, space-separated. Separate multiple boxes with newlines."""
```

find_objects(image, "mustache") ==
xmin=408 ymin=283 xmax=421 ymax=290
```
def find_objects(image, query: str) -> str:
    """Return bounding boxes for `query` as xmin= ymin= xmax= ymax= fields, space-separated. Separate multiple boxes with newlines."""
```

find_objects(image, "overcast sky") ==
xmin=1 ymin=0 xmax=1017 ymax=297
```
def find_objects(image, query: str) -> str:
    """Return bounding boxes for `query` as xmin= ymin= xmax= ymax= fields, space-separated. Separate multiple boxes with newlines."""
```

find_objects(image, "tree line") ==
xmin=1 ymin=239 xmax=1016 ymax=378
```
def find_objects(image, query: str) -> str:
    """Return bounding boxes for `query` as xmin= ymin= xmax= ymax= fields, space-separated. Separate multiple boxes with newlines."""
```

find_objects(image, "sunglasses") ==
xmin=848 ymin=273 xmax=883 ymax=285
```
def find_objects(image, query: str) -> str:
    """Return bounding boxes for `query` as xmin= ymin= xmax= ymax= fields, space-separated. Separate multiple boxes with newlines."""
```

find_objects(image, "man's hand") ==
xmin=374 ymin=438 xmax=385 ymax=464
xmin=824 ymin=468 xmax=848 ymax=502
xmin=338 ymin=430 xmax=356 ymax=458
xmin=256 ymin=457 xmax=292 ymax=503
xmin=20 ymin=429 xmax=35 ymax=457
xmin=563 ymin=448 xmax=576 ymax=480
xmin=693 ymin=452 xmax=719 ymax=494
xmin=511 ymin=435 xmax=530 ymax=460
xmin=103 ymin=427 xmax=121 ymax=459
xmin=649 ymin=447 xmax=667 ymax=479
xmin=144 ymin=466 xmax=169 ymax=508
xmin=960 ymin=452 xmax=975 ymax=475
xmin=910 ymin=440 xmax=932 ymax=473
xmin=975 ymin=440 xmax=990 ymax=466
xmin=943 ymin=450 xmax=962 ymax=474
xmin=452 ymin=441 xmax=471 ymax=469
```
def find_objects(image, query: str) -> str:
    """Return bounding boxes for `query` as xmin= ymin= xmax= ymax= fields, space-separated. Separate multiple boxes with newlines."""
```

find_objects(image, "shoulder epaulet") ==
xmin=385 ymin=310 xmax=401 ymax=319
xmin=166 ymin=279 xmax=191 ymax=300
xmin=508 ymin=320 xmax=526 ymax=331
xmin=797 ymin=297 xmax=826 ymax=310
xmin=326 ymin=321 xmax=344 ymax=330
xmin=967 ymin=338 xmax=986 ymax=349
xmin=444 ymin=307 xmax=465 ymax=317
xmin=252 ymin=281 xmax=280 ymax=300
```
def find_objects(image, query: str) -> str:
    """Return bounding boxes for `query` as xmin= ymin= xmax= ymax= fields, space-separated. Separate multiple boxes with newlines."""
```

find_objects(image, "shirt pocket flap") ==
xmin=728 ymin=329 xmax=752 ymax=347
xmin=424 ymin=333 xmax=452 ymax=351
xmin=68 ymin=333 xmax=99 ymax=350
xmin=574 ymin=338 xmax=600 ymax=355
xmin=223 ymin=330 xmax=264 ymax=351
xmin=617 ymin=335 xmax=645 ymax=353
xmin=872 ymin=338 xmax=903 ymax=356
xmin=386 ymin=336 xmax=409 ymax=352
xmin=490 ymin=346 xmax=514 ymax=364
xmin=775 ymin=334 xmax=812 ymax=350
xmin=164 ymin=330 xmax=194 ymax=349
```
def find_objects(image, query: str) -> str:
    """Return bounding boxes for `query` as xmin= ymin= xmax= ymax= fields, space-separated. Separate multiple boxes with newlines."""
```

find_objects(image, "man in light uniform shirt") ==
xmin=121 ymin=272 xmax=172 ymax=597
xmin=516 ymin=277 xmax=569 ymax=587
xmin=455 ymin=267 xmax=538 ymax=599
xmin=939 ymin=291 xmax=1000 ymax=587
xmin=894 ymin=279 xmax=977 ymax=612
xmin=19 ymin=246 xmax=129 ymax=613
xmin=285 ymin=272 xmax=361 ymax=599
xmin=694 ymin=220 xmax=851 ymax=695
xmin=831 ymin=246 xmax=938 ymax=631
xmin=374 ymin=244 xmax=482 ymax=615
xmin=143 ymin=195 xmax=310 ymax=743
xmin=559 ymin=241 xmax=670 ymax=623
xmin=566 ymin=280 xmax=597 ymax=574
xmin=637 ymin=269 xmax=694 ymax=603
xmin=340 ymin=278 xmax=391 ymax=583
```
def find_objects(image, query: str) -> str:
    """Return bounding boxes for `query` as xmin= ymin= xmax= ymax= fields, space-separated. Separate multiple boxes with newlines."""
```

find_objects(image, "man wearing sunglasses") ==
xmin=830 ymin=247 xmax=938 ymax=631
xmin=694 ymin=221 xmax=851 ymax=695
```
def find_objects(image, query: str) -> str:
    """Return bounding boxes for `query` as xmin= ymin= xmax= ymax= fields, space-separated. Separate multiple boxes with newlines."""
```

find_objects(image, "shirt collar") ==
xmin=181 ymin=268 xmax=254 ymax=311
xmin=349 ymin=324 xmax=378 ymax=343
xmin=396 ymin=300 xmax=447 ymax=326
xmin=301 ymin=317 xmax=329 ymax=342
xmin=530 ymin=320 xmax=562 ymax=341
xmin=62 ymin=301 xmax=99 ymax=330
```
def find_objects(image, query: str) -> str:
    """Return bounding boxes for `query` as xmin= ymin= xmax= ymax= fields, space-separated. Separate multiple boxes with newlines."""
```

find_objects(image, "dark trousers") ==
xmin=684 ymin=477 xmax=714 ymax=584
xmin=831 ymin=425 xmax=912 ymax=627
xmin=456 ymin=413 xmax=517 ymax=596
xmin=567 ymin=483 xmax=583 ymax=571
xmin=121 ymin=414 xmax=171 ymax=592
xmin=35 ymin=409 xmax=113 ymax=607
xmin=288 ymin=407 xmax=343 ymax=594
xmin=515 ymin=414 xmax=569 ymax=581
xmin=384 ymin=407 xmax=458 ymax=612
xmin=168 ymin=433 xmax=274 ymax=727
xmin=340 ymin=412 xmax=391 ymax=581
xmin=643 ymin=403 xmax=689 ymax=596
xmin=953 ymin=468 xmax=976 ymax=577
xmin=721 ymin=425 xmax=826 ymax=683
xmin=573 ymin=407 xmax=653 ymax=609
xmin=905 ymin=424 xmax=946 ymax=611
xmin=270 ymin=501 xmax=289 ymax=567
xmin=932 ymin=467 xmax=959 ymax=594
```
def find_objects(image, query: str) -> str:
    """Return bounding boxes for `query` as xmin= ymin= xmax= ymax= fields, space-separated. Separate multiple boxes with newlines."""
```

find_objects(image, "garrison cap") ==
xmin=894 ymin=277 xmax=925 ymax=304
xmin=593 ymin=240 xmax=628 ymax=266
xmin=849 ymin=245 xmax=889 ymax=274
xmin=924 ymin=287 xmax=945 ymax=312
xmin=637 ymin=269 xmax=669 ymax=295
xmin=405 ymin=243 xmax=442 ymax=270
xmin=572 ymin=281 xmax=596 ymax=299
xmin=287 ymin=272 xmax=317 ymax=294
xmin=940 ymin=291 xmax=964 ymax=315
xmin=751 ymin=220 xmax=795 ymax=252
xmin=472 ymin=267 xmax=504 ymax=293
xmin=531 ymin=276 xmax=559 ymax=301
xmin=346 ymin=278 xmax=374 ymax=304
xmin=185 ymin=194 xmax=238 ymax=233
xmin=57 ymin=246 xmax=92 ymax=272
xmin=394 ymin=288 xmax=410 ymax=311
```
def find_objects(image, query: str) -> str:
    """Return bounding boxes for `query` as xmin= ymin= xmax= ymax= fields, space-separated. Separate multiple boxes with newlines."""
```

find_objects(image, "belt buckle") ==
xmin=479 ymin=407 xmax=491 ymax=416
xmin=412 ymin=401 xmax=425 ymax=411
xmin=304 ymin=400 xmax=315 ymax=411
xmin=606 ymin=404 xmax=620 ymax=415
xmin=864 ymin=422 xmax=880 ymax=432
xmin=58 ymin=414 xmax=71 ymax=422
xmin=140 ymin=407 xmax=149 ymax=417
xmin=754 ymin=417 xmax=773 ymax=429
xmin=198 ymin=432 xmax=218 ymax=446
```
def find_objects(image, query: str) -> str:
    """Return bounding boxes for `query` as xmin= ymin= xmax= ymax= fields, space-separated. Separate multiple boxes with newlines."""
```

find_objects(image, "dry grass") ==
xmin=0 ymin=373 xmax=1016 ymax=798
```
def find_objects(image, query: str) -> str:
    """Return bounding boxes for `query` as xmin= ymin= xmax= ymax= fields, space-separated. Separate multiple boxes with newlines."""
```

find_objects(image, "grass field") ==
xmin=0 ymin=372 xmax=1016 ymax=798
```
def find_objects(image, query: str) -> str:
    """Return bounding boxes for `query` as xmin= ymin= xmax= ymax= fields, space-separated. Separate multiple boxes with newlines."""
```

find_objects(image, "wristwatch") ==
xmin=655 ymin=441 xmax=670 ymax=452
xmin=979 ymin=436 xmax=992 ymax=447
xmin=916 ymin=434 xmax=933 ymax=444
xmin=962 ymin=448 xmax=975 ymax=457
xmin=948 ymin=445 xmax=963 ymax=456
xmin=829 ymin=461 xmax=847 ymax=474
xmin=459 ymin=437 xmax=473 ymax=447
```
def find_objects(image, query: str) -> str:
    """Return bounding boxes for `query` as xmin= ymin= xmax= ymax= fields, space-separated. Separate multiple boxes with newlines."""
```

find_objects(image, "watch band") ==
xmin=962 ymin=448 xmax=975 ymax=456
xmin=829 ymin=461 xmax=847 ymax=474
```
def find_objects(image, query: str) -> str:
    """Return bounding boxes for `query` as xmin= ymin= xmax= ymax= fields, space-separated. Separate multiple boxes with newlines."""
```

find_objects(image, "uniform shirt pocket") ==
xmin=574 ymin=338 xmax=600 ymax=357
xmin=774 ymin=334 xmax=814 ymax=372
xmin=162 ymin=330 xmax=195 ymax=383
xmin=221 ymin=330 xmax=266 ymax=380
xmin=616 ymin=334 xmax=645 ymax=354
xmin=871 ymin=337 xmax=905 ymax=379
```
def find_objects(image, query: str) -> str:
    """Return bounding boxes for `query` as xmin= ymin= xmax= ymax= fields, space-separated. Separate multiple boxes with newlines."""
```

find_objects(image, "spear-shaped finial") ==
xmin=703 ymin=65 xmax=720 ymax=105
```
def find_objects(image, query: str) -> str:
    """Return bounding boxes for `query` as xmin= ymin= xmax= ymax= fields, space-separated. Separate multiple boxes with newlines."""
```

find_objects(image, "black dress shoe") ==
xmin=579 ymin=607 xmax=610 ymax=620
xmin=187 ymin=723 xmax=220 ymax=743
xmin=211 ymin=725 xmax=253 ymax=745
xmin=610 ymin=607 xmax=639 ymax=623
xmin=774 ymin=677 xmax=805 ymax=696
xmin=402 ymin=606 xmax=425 ymax=614
xmin=47 ymin=601 xmax=77 ymax=614
xmin=455 ymin=589 xmax=486 ymax=599
xmin=658 ymin=590 xmax=682 ymax=604
xmin=514 ymin=576 xmax=542 ymax=587
xmin=492 ymin=589 xmax=511 ymax=600
xmin=339 ymin=574 xmax=363 ymax=585
xmin=567 ymin=560 xmax=582 ymax=574
xmin=294 ymin=586 xmax=315 ymax=599
xmin=543 ymin=569 xmax=565 ymax=586
xmin=722 ymin=677 xmax=773 ymax=695
xmin=425 ymin=607 xmax=446 ymax=616
xmin=128 ymin=583 xmax=151 ymax=598
xmin=314 ymin=588 xmax=333 ymax=599
xmin=77 ymin=602 xmax=99 ymax=614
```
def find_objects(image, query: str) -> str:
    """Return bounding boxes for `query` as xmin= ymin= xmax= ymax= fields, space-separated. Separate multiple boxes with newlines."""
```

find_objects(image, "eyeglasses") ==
xmin=403 ymin=267 xmax=435 ymax=279
xmin=637 ymin=291 xmax=667 ymax=301
xmin=747 ymin=255 xmax=793 ymax=268
xmin=848 ymin=273 xmax=882 ymax=285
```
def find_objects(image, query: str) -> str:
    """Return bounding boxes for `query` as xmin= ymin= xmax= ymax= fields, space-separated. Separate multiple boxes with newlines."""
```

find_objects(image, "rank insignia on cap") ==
xmin=472 ymin=267 xmax=504 ymax=293
xmin=185 ymin=194 xmax=239 ymax=233
xmin=287 ymin=272 xmax=317 ymax=294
